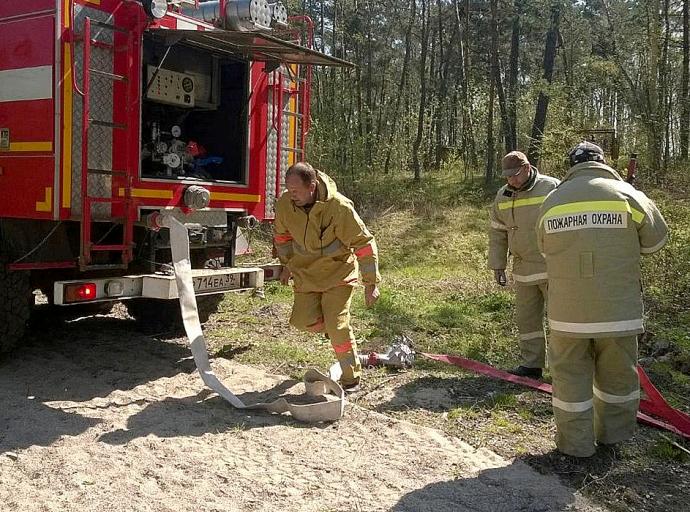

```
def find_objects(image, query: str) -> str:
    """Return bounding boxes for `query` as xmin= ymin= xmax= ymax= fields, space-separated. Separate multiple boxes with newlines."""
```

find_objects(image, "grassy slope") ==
xmin=212 ymin=171 xmax=689 ymax=382
xmin=204 ymin=170 xmax=689 ymax=510
xmin=207 ymin=174 xmax=523 ymax=374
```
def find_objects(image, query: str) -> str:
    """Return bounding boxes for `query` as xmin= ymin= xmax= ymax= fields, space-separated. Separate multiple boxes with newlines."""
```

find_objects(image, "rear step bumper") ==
xmin=53 ymin=267 xmax=265 ymax=305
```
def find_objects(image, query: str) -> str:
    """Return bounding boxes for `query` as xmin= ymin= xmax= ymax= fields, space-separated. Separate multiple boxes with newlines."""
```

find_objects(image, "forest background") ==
xmin=289 ymin=0 xmax=690 ymax=183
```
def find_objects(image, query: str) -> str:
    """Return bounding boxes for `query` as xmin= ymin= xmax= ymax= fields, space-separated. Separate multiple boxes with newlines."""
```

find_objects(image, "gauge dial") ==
xmin=181 ymin=77 xmax=194 ymax=93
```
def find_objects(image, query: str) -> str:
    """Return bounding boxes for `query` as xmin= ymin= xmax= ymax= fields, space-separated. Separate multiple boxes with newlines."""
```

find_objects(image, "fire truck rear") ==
xmin=0 ymin=0 xmax=350 ymax=351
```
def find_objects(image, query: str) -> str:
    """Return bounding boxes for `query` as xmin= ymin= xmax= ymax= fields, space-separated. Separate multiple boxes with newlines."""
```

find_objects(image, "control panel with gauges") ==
xmin=146 ymin=66 xmax=196 ymax=107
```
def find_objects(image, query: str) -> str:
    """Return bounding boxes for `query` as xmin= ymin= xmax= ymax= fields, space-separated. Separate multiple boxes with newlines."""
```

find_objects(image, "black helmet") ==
xmin=568 ymin=141 xmax=605 ymax=166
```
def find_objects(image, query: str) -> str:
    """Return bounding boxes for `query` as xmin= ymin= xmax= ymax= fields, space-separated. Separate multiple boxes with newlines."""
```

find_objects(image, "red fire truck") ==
xmin=0 ymin=0 xmax=349 ymax=350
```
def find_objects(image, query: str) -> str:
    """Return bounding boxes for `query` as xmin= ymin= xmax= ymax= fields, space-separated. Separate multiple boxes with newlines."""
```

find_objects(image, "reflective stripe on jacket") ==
xmin=488 ymin=171 xmax=560 ymax=285
xmin=537 ymin=161 xmax=669 ymax=338
xmin=273 ymin=170 xmax=381 ymax=293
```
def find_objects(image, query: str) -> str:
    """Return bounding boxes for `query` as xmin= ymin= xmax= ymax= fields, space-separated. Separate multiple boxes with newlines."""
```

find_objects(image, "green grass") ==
xmin=204 ymin=282 xmax=333 ymax=378
xmin=490 ymin=393 xmax=519 ymax=409
xmin=489 ymin=412 xmax=524 ymax=434
xmin=210 ymin=168 xmax=689 ymax=402
xmin=447 ymin=406 xmax=483 ymax=423
xmin=648 ymin=437 xmax=689 ymax=462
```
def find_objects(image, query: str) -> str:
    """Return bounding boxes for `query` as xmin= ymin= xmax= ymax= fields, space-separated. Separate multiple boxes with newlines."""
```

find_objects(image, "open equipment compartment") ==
xmin=141 ymin=32 xmax=250 ymax=184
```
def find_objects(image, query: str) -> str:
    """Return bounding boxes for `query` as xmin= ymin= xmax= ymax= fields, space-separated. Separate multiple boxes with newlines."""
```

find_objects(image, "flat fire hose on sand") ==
xmin=422 ymin=353 xmax=690 ymax=440
xmin=151 ymin=213 xmax=346 ymax=423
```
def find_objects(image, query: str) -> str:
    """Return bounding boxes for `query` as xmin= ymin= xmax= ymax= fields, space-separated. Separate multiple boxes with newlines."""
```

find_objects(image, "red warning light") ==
xmin=64 ymin=283 xmax=97 ymax=303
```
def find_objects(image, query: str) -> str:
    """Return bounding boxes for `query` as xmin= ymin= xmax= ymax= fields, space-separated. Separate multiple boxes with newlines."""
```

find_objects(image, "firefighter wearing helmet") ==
xmin=537 ymin=142 xmax=669 ymax=457
xmin=488 ymin=151 xmax=560 ymax=378
xmin=273 ymin=162 xmax=381 ymax=392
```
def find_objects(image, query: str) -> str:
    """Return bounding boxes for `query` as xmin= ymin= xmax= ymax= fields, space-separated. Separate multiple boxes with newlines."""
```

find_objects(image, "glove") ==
xmin=279 ymin=266 xmax=292 ymax=285
xmin=494 ymin=269 xmax=507 ymax=287
xmin=364 ymin=284 xmax=380 ymax=307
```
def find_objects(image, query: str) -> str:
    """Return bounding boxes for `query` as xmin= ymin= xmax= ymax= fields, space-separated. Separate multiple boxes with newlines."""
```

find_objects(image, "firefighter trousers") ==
xmin=515 ymin=283 xmax=547 ymax=368
xmin=290 ymin=285 xmax=362 ymax=386
xmin=549 ymin=335 xmax=639 ymax=457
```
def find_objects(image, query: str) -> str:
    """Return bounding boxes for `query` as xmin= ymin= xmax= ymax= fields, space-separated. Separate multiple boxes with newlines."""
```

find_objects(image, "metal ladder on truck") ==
xmin=275 ymin=63 xmax=311 ymax=165
xmin=273 ymin=16 xmax=314 ymax=178
xmin=73 ymin=16 xmax=135 ymax=271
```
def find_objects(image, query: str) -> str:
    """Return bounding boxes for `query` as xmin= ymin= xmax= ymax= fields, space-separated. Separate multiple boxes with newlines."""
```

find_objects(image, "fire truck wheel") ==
xmin=125 ymin=296 xmax=222 ymax=335
xmin=0 ymin=258 xmax=32 ymax=353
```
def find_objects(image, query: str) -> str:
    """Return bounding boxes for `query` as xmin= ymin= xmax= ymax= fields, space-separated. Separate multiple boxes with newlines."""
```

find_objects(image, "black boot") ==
xmin=508 ymin=366 xmax=542 ymax=379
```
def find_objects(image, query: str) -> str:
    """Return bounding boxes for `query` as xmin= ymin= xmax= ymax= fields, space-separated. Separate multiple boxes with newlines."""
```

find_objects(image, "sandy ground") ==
xmin=0 ymin=307 xmax=603 ymax=512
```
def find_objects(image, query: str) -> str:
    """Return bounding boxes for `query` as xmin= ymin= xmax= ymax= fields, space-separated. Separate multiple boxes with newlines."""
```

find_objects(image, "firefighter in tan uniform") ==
xmin=489 ymin=151 xmax=560 ymax=378
xmin=273 ymin=162 xmax=381 ymax=391
xmin=537 ymin=142 xmax=669 ymax=457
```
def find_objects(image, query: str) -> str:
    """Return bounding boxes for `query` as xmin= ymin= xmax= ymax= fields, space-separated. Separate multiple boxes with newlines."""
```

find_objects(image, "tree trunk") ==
xmin=355 ymin=44 xmax=363 ymax=139
xmin=365 ymin=0 xmax=374 ymax=163
xmin=661 ymin=0 xmax=671 ymax=174
xmin=646 ymin=0 xmax=662 ymax=179
xmin=435 ymin=0 xmax=453 ymax=169
xmin=319 ymin=0 xmax=325 ymax=53
xmin=490 ymin=0 xmax=511 ymax=154
xmin=507 ymin=0 xmax=521 ymax=150
xmin=560 ymin=29 xmax=574 ymax=126
xmin=412 ymin=0 xmax=429 ymax=181
xmin=681 ymin=0 xmax=689 ymax=159
xmin=527 ymin=1 xmax=561 ymax=166
xmin=426 ymin=25 xmax=437 ymax=171
xmin=330 ymin=0 xmax=338 ymax=115
xmin=486 ymin=70 xmax=496 ymax=185
xmin=453 ymin=0 xmax=478 ymax=170
xmin=383 ymin=0 xmax=416 ymax=174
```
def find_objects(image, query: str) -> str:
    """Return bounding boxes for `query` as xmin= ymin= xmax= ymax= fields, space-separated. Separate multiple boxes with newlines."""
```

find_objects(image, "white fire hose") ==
xmin=148 ymin=212 xmax=346 ymax=422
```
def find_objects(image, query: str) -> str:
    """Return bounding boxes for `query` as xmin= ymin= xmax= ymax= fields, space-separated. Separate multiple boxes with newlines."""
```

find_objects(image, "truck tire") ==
xmin=0 ymin=258 xmax=32 ymax=353
xmin=125 ymin=295 xmax=223 ymax=335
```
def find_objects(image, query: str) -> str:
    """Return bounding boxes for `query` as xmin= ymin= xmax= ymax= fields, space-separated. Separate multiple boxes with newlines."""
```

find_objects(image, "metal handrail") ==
xmin=69 ymin=0 xmax=85 ymax=97
xmin=79 ymin=16 xmax=92 ymax=265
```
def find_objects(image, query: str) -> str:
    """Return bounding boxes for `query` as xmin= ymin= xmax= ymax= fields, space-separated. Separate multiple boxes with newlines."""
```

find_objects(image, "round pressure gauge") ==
xmin=171 ymin=125 xmax=182 ymax=138
xmin=155 ymin=141 xmax=168 ymax=154
xmin=143 ymin=0 xmax=168 ymax=19
xmin=181 ymin=77 xmax=194 ymax=93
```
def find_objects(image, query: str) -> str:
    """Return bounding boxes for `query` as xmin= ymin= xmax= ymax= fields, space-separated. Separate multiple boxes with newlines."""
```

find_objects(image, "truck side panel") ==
xmin=0 ymin=13 xmax=56 ymax=220
xmin=0 ymin=0 xmax=55 ymax=19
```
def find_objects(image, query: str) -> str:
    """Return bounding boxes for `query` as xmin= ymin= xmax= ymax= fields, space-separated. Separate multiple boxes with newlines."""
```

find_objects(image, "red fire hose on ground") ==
xmin=416 ymin=154 xmax=690 ymax=440
xmin=421 ymin=353 xmax=690 ymax=440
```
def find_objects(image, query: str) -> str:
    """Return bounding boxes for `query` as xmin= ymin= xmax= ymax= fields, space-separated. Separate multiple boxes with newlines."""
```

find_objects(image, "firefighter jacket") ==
xmin=273 ymin=170 xmax=381 ymax=293
xmin=537 ymin=161 xmax=669 ymax=338
xmin=488 ymin=170 xmax=560 ymax=285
